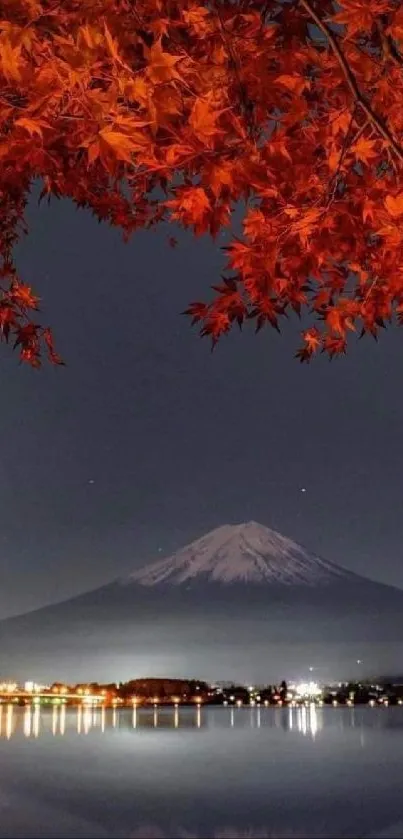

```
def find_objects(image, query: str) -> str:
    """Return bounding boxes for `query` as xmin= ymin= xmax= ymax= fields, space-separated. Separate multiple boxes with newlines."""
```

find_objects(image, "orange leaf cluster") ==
xmin=0 ymin=0 xmax=403 ymax=363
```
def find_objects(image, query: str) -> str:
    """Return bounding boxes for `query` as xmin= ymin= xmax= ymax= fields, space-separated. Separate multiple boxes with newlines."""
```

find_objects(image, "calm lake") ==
xmin=0 ymin=704 xmax=403 ymax=838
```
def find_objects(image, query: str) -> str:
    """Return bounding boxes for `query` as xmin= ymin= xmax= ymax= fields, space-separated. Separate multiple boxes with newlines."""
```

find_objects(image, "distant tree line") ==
xmin=49 ymin=678 xmax=290 ymax=705
xmin=47 ymin=678 xmax=403 ymax=706
xmin=323 ymin=682 xmax=403 ymax=706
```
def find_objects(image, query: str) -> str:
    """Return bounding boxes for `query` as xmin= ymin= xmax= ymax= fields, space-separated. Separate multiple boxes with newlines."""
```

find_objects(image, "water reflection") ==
xmin=1 ymin=703 xmax=15 ymax=740
xmin=288 ymin=704 xmax=320 ymax=739
xmin=0 ymin=704 xmax=328 ymax=740
xmin=1 ymin=703 xmax=401 ymax=742
xmin=0 ymin=707 xmax=402 ymax=838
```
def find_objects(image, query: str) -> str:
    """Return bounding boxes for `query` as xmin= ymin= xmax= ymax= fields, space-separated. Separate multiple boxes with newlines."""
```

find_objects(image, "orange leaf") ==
xmin=351 ymin=137 xmax=378 ymax=165
xmin=145 ymin=38 xmax=182 ymax=84
xmin=189 ymin=98 xmax=224 ymax=141
xmin=0 ymin=38 xmax=22 ymax=82
xmin=123 ymin=77 xmax=149 ymax=105
xmin=99 ymin=130 xmax=147 ymax=161
xmin=303 ymin=327 xmax=321 ymax=352
xmin=103 ymin=21 xmax=120 ymax=61
xmin=15 ymin=117 xmax=48 ymax=137
xmin=385 ymin=194 xmax=403 ymax=219
xmin=276 ymin=75 xmax=308 ymax=95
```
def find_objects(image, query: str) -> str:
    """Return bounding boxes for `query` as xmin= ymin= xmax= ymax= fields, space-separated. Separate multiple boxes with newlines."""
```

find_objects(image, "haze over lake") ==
xmin=1 ymin=705 xmax=403 ymax=838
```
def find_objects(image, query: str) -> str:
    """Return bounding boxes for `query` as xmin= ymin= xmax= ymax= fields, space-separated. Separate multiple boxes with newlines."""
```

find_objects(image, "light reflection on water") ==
xmin=0 ymin=706 xmax=403 ymax=838
xmin=0 ymin=703 xmax=325 ymax=740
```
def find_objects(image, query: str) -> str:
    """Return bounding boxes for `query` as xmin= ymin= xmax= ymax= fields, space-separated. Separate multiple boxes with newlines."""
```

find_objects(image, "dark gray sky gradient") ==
xmin=0 ymin=196 xmax=401 ymax=617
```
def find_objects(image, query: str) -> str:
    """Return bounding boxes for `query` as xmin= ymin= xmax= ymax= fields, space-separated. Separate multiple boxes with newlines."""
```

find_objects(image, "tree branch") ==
xmin=298 ymin=0 xmax=403 ymax=163
xmin=377 ymin=21 xmax=403 ymax=69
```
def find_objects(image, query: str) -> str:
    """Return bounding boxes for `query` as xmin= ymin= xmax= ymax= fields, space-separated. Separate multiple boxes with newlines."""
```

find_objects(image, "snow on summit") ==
xmin=128 ymin=521 xmax=350 ymax=587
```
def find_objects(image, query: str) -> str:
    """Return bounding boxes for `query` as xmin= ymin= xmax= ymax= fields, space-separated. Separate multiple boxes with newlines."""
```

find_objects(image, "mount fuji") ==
xmin=1 ymin=521 xmax=403 ymax=684
xmin=126 ymin=521 xmax=353 ymax=587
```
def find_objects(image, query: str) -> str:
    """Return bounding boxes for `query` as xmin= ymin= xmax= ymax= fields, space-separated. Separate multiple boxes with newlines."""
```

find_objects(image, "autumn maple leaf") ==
xmin=0 ymin=0 xmax=403 ymax=367
xmin=189 ymin=97 xmax=226 ymax=143
xmin=0 ymin=38 xmax=22 ymax=83
xmin=351 ymin=138 xmax=379 ymax=165
xmin=9 ymin=282 xmax=39 ymax=310
xmin=384 ymin=194 xmax=403 ymax=219
xmin=165 ymin=187 xmax=211 ymax=232
xmin=297 ymin=327 xmax=321 ymax=362
xmin=145 ymin=38 xmax=182 ymax=84
xmin=276 ymin=74 xmax=308 ymax=96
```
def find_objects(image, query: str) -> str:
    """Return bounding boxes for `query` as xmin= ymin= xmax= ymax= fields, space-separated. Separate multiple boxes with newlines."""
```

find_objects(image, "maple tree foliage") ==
xmin=0 ymin=0 xmax=403 ymax=364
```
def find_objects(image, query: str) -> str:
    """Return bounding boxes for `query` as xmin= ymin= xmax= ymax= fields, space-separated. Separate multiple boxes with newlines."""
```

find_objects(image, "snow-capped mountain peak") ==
xmin=127 ymin=521 xmax=351 ymax=587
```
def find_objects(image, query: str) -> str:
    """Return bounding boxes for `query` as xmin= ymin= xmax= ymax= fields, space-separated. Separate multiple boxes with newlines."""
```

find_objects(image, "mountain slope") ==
xmin=127 ymin=521 xmax=355 ymax=587
xmin=1 ymin=521 xmax=403 ymax=684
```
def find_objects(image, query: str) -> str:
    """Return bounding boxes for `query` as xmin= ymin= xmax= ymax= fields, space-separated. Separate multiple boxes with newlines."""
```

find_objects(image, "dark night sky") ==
xmin=0 ymin=194 xmax=401 ymax=618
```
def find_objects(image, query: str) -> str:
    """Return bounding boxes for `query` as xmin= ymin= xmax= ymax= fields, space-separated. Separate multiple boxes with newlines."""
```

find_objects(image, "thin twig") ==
xmin=298 ymin=0 xmax=403 ymax=163
xmin=349 ymin=116 xmax=371 ymax=148
xmin=325 ymin=106 xmax=357 ymax=208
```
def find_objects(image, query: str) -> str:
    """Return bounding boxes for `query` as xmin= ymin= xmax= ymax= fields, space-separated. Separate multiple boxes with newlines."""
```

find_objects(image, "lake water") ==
xmin=1 ymin=704 xmax=403 ymax=838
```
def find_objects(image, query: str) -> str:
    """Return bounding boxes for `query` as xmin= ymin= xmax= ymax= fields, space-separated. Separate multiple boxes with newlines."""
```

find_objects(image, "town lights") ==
xmin=295 ymin=682 xmax=321 ymax=698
